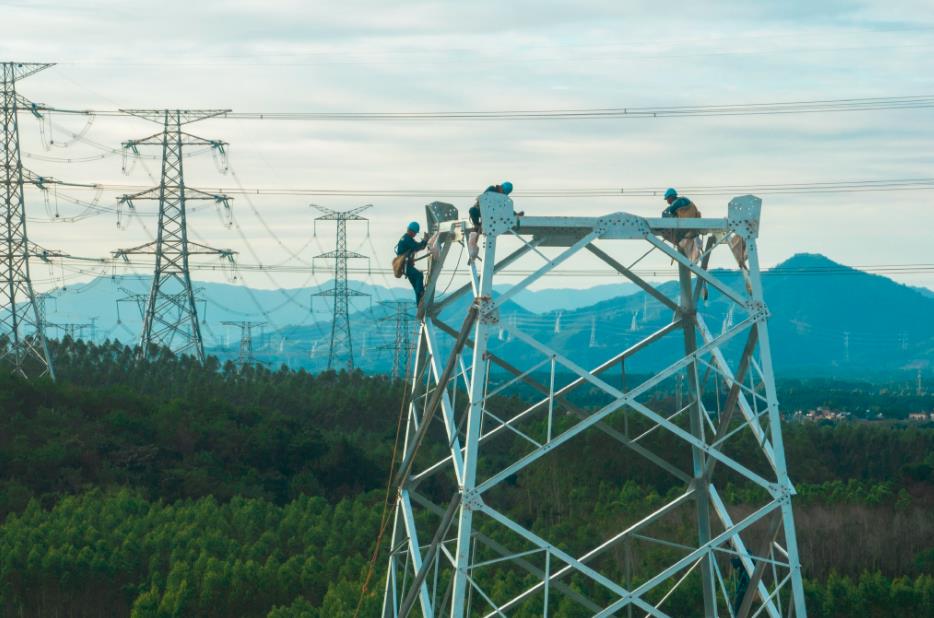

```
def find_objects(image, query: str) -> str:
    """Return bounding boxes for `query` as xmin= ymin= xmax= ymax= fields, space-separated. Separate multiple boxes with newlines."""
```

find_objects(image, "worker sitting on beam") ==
xmin=467 ymin=181 xmax=524 ymax=264
xmin=661 ymin=187 xmax=703 ymax=261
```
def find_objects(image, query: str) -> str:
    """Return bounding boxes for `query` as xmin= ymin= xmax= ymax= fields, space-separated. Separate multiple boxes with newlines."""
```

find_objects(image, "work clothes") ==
xmin=395 ymin=232 xmax=428 ymax=303
xmin=663 ymin=196 xmax=697 ymax=218
xmin=469 ymin=185 xmax=506 ymax=228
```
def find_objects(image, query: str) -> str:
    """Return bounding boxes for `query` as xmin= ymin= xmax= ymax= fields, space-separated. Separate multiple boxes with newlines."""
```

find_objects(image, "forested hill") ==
xmin=2 ymin=340 xmax=934 ymax=616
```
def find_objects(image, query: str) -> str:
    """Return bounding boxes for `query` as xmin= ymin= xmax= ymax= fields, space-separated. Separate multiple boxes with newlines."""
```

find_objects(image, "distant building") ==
xmin=908 ymin=412 xmax=934 ymax=422
xmin=802 ymin=407 xmax=851 ymax=423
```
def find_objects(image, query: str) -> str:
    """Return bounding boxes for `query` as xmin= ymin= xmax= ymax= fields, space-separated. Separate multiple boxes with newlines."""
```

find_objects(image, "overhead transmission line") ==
xmin=23 ymin=94 xmax=934 ymax=121
xmin=22 ymin=177 xmax=934 ymax=204
xmin=54 ymin=257 xmax=934 ymax=279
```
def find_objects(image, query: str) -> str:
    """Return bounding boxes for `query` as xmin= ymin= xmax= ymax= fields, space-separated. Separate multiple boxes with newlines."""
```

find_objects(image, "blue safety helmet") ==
xmin=407 ymin=221 xmax=420 ymax=233
xmin=501 ymin=181 xmax=513 ymax=195
xmin=664 ymin=187 xmax=677 ymax=200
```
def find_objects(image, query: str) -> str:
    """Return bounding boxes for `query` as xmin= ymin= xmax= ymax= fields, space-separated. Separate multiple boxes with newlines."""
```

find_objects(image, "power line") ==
xmin=27 ymin=94 xmax=934 ymax=121
xmin=20 ymin=177 xmax=934 ymax=207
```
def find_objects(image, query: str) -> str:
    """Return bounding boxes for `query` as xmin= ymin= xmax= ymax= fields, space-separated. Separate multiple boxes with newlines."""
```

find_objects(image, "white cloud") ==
xmin=1 ymin=0 xmax=932 ymax=293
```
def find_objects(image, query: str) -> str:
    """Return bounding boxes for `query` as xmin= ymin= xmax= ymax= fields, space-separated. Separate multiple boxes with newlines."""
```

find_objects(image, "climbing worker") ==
xmin=467 ymin=181 xmax=524 ymax=264
xmin=394 ymin=221 xmax=429 ymax=304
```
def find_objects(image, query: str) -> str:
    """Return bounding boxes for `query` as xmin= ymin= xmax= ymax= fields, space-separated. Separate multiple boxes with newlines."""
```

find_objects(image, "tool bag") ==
xmin=392 ymin=253 xmax=408 ymax=278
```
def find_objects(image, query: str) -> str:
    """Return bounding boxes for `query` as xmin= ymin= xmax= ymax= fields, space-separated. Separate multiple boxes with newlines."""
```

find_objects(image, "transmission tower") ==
xmin=113 ymin=109 xmax=235 ymax=363
xmin=51 ymin=322 xmax=92 ymax=340
xmin=311 ymin=204 xmax=370 ymax=371
xmin=221 ymin=320 xmax=265 ymax=367
xmin=378 ymin=300 xmax=416 ymax=381
xmin=383 ymin=194 xmax=807 ymax=617
xmin=0 ymin=62 xmax=56 ymax=379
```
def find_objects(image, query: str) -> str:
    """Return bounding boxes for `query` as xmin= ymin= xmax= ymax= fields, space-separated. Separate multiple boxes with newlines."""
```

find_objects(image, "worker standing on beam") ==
xmin=394 ymin=221 xmax=429 ymax=304
xmin=468 ymin=181 xmax=524 ymax=264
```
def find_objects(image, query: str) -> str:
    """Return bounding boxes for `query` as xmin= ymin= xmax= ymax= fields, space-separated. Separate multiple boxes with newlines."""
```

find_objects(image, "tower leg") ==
xmin=678 ymin=263 xmax=717 ymax=617
xmin=449 ymin=235 xmax=496 ymax=617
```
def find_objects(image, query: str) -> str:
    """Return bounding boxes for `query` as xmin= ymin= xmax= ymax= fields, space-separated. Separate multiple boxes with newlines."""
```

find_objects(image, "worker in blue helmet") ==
xmin=467 ymin=181 xmax=525 ymax=263
xmin=662 ymin=187 xmax=697 ymax=218
xmin=394 ymin=221 xmax=429 ymax=304
xmin=469 ymin=181 xmax=519 ymax=229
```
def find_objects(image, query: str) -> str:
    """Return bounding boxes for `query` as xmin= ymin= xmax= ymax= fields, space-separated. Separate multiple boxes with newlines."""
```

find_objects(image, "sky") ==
xmin=2 ymin=0 xmax=933 ymax=295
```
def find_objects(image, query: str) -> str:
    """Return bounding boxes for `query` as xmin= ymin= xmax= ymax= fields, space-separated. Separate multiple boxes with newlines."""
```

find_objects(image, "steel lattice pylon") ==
xmin=221 ymin=320 xmax=265 ymax=367
xmin=383 ymin=194 xmax=806 ymax=617
xmin=312 ymin=204 xmax=370 ymax=371
xmin=0 ymin=62 xmax=55 ymax=379
xmin=113 ymin=109 xmax=235 ymax=362
xmin=379 ymin=300 xmax=417 ymax=381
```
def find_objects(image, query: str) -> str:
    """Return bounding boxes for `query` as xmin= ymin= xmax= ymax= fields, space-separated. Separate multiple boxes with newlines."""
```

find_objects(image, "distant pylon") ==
xmin=222 ymin=320 xmax=265 ymax=367
xmin=0 ymin=61 xmax=55 ymax=379
xmin=311 ymin=204 xmax=371 ymax=371
xmin=113 ymin=109 xmax=235 ymax=362
xmin=379 ymin=300 xmax=416 ymax=381
xmin=51 ymin=322 xmax=91 ymax=340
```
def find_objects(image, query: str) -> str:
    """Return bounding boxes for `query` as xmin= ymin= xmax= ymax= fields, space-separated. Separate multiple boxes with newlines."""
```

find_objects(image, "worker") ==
xmin=467 ymin=181 xmax=523 ymax=263
xmin=395 ymin=221 xmax=429 ymax=304
xmin=662 ymin=187 xmax=699 ymax=218
xmin=469 ymin=181 xmax=523 ymax=229
xmin=661 ymin=187 xmax=704 ymax=262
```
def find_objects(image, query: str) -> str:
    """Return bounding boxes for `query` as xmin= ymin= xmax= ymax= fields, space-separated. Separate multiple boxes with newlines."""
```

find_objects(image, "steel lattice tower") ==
xmin=222 ymin=320 xmax=265 ymax=367
xmin=311 ymin=204 xmax=370 ymax=371
xmin=0 ymin=62 xmax=55 ymax=379
xmin=383 ymin=195 xmax=807 ymax=617
xmin=113 ymin=110 xmax=235 ymax=362
xmin=379 ymin=300 xmax=416 ymax=381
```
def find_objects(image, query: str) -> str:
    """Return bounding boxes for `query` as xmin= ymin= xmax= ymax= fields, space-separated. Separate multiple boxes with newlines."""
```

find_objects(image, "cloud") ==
xmin=1 ymin=0 xmax=932 ymax=292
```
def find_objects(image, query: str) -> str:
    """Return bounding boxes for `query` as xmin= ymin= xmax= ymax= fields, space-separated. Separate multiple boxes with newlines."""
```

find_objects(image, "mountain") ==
xmin=494 ymin=282 xmax=638 ymax=313
xmin=483 ymin=253 xmax=934 ymax=376
xmin=35 ymin=274 xmax=409 ymax=351
xmin=32 ymin=254 xmax=934 ymax=376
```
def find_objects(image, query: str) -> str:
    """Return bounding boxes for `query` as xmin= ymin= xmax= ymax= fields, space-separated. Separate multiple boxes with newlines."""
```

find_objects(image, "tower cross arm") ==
xmin=119 ymin=109 xmax=232 ymax=125
xmin=27 ymin=243 xmax=67 ymax=262
xmin=3 ymin=62 xmax=55 ymax=81
xmin=185 ymin=188 xmax=234 ymax=202
xmin=118 ymin=188 xmax=231 ymax=202
xmin=19 ymin=170 xmax=101 ymax=190
xmin=311 ymin=203 xmax=372 ymax=219
xmin=112 ymin=241 xmax=158 ymax=258
xmin=124 ymin=133 xmax=228 ymax=148
xmin=186 ymin=242 xmax=237 ymax=257
xmin=11 ymin=93 xmax=45 ymax=117
xmin=111 ymin=242 xmax=235 ymax=259
xmin=313 ymin=250 xmax=369 ymax=260
xmin=313 ymin=288 xmax=370 ymax=298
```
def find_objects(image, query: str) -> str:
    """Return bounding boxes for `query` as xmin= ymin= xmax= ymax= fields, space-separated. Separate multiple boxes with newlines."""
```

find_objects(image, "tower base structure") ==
xmin=382 ymin=194 xmax=806 ymax=617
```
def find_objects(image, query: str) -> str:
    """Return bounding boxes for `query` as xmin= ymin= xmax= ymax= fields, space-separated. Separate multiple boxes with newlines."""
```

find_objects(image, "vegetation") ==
xmin=1 ymin=338 xmax=933 ymax=616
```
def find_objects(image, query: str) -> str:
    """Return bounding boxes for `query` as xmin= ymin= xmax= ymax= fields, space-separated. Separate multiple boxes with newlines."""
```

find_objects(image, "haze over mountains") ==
xmin=39 ymin=254 xmax=934 ymax=377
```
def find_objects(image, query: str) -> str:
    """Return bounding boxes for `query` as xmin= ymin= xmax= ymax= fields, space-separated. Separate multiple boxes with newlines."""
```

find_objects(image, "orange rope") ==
xmin=353 ymin=374 xmax=412 ymax=617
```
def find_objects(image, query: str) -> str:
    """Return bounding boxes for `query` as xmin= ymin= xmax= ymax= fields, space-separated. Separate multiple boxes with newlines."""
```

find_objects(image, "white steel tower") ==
xmin=382 ymin=194 xmax=806 ymax=617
